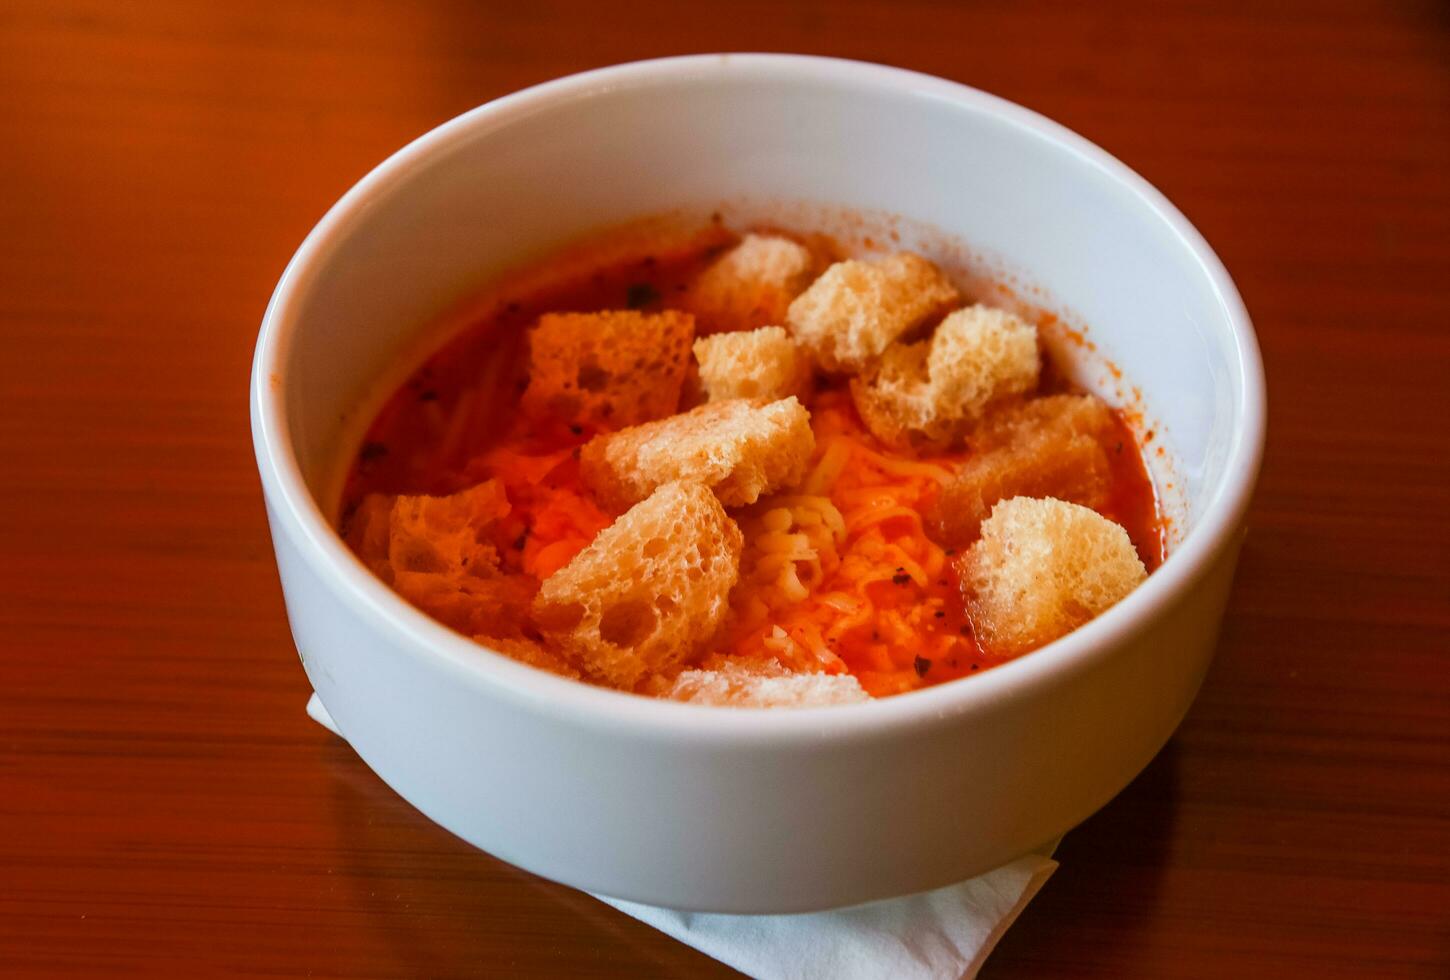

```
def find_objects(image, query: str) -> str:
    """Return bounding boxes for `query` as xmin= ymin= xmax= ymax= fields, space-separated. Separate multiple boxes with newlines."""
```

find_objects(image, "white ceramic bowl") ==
xmin=251 ymin=54 xmax=1264 ymax=913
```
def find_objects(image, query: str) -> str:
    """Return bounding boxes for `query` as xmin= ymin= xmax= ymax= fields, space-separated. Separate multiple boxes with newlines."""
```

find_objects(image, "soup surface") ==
xmin=339 ymin=221 xmax=1162 ymax=703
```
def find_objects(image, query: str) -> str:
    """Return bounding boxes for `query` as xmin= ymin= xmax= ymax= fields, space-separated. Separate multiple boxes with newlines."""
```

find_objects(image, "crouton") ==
xmin=342 ymin=480 xmax=531 ymax=639
xmin=382 ymin=480 xmax=508 ymax=576
xmin=929 ymin=394 xmax=1117 ymax=547
xmin=476 ymin=635 xmax=581 ymax=680
xmin=664 ymin=658 xmax=870 ymax=708
xmin=851 ymin=304 xmax=1041 ymax=450
xmin=521 ymin=309 xmax=694 ymax=427
xmin=580 ymin=397 xmax=815 ymax=509
xmin=683 ymin=234 xmax=817 ymax=334
xmin=786 ymin=253 xmax=959 ymax=373
xmin=532 ymin=482 xmax=744 ymax=688
xmin=344 ymin=480 xmax=508 ymax=586
xmin=403 ymin=573 xmax=536 ymax=641
xmin=969 ymin=391 xmax=1118 ymax=451
xmin=959 ymin=496 xmax=1147 ymax=657
xmin=693 ymin=326 xmax=813 ymax=403
xmin=343 ymin=493 xmax=395 ymax=580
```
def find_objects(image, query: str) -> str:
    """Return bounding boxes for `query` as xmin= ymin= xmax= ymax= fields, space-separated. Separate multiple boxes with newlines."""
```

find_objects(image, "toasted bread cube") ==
xmin=580 ymin=397 xmax=815 ymax=509
xmin=693 ymin=326 xmax=813 ymax=403
xmin=343 ymin=493 xmax=395 ymax=580
xmin=521 ymin=309 xmax=694 ymax=427
xmin=342 ymin=481 xmax=529 ymax=639
xmin=929 ymin=394 xmax=1117 ymax=547
xmin=477 ymin=635 xmax=581 ymax=680
xmin=959 ymin=496 xmax=1146 ymax=657
xmin=786 ymin=253 xmax=959 ymax=373
xmin=970 ymin=391 xmax=1118 ymax=451
xmin=664 ymin=658 xmax=869 ymax=708
xmin=404 ymin=573 xmax=536 ymax=641
xmin=384 ymin=481 xmax=508 ymax=576
xmin=683 ymin=234 xmax=817 ymax=334
xmin=345 ymin=480 xmax=509 ymax=585
xmin=851 ymin=304 xmax=1040 ymax=450
xmin=532 ymin=482 xmax=743 ymax=688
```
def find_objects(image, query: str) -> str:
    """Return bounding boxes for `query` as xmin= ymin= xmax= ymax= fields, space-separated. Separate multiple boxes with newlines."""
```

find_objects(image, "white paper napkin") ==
xmin=306 ymin=693 xmax=1057 ymax=979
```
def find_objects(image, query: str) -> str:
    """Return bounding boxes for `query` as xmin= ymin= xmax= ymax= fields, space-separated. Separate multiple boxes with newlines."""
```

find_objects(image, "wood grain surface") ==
xmin=2 ymin=1 xmax=1447 ymax=975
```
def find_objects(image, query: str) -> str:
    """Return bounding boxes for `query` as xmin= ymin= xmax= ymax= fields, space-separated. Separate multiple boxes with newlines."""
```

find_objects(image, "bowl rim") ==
xmin=251 ymin=52 xmax=1266 ymax=745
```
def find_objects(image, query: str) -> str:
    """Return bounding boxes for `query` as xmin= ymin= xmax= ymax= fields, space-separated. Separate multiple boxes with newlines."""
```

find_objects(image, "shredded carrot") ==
xmin=477 ymin=436 xmax=612 ymax=578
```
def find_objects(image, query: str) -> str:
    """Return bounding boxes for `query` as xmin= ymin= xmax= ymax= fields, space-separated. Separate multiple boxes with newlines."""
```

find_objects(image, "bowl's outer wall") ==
xmin=255 ymin=57 xmax=1262 ymax=913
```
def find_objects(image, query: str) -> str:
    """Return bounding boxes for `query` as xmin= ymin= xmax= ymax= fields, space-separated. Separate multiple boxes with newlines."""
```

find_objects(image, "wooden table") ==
xmin=3 ymin=1 xmax=1447 ymax=975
